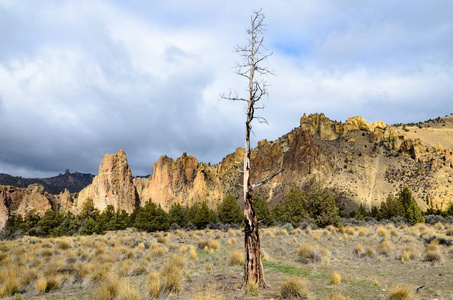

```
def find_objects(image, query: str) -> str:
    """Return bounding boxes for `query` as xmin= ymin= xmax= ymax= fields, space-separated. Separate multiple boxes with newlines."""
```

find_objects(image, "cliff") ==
xmin=1 ymin=113 xmax=452 ymax=229
xmin=76 ymin=149 xmax=137 ymax=213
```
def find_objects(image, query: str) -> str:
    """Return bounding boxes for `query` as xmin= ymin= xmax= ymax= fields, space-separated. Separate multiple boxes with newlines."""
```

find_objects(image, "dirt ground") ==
xmin=0 ymin=222 xmax=452 ymax=299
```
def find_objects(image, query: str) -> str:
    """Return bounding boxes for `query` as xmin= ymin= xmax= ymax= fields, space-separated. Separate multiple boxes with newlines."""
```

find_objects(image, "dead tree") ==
xmin=222 ymin=9 xmax=282 ymax=288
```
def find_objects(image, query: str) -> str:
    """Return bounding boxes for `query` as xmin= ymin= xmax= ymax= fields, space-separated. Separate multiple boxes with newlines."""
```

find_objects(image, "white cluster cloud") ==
xmin=0 ymin=0 xmax=452 ymax=177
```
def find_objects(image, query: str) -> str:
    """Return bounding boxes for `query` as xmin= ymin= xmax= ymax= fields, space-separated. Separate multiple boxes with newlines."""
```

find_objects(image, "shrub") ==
xmin=331 ymin=272 xmax=341 ymax=285
xmin=228 ymin=250 xmax=244 ymax=266
xmin=377 ymin=226 xmax=390 ymax=238
xmin=0 ymin=267 xmax=19 ymax=297
xmin=280 ymin=276 xmax=309 ymax=299
xmin=147 ymin=272 xmax=160 ymax=299
xmin=160 ymin=255 xmax=185 ymax=295
xmin=425 ymin=250 xmax=442 ymax=262
xmin=245 ymin=282 xmax=259 ymax=297
xmin=117 ymin=278 xmax=140 ymax=300
xmin=297 ymin=244 xmax=322 ymax=263
xmin=91 ymin=275 xmax=119 ymax=300
xmin=378 ymin=239 xmax=392 ymax=256
xmin=365 ymin=247 xmax=376 ymax=257
xmin=387 ymin=284 xmax=414 ymax=300
xmin=353 ymin=243 xmax=364 ymax=257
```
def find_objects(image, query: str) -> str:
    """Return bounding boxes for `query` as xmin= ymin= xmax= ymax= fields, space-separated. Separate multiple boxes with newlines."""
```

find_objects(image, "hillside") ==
xmin=0 ymin=170 xmax=94 ymax=194
xmin=1 ymin=113 xmax=452 ymax=229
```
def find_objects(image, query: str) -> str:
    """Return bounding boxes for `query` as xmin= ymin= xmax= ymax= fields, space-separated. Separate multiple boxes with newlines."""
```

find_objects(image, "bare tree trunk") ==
xmin=222 ymin=9 xmax=280 ymax=289
xmin=243 ymin=92 xmax=267 ymax=287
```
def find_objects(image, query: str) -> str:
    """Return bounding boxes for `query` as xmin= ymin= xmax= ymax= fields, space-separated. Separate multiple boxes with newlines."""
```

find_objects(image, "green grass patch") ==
xmin=263 ymin=261 xmax=328 ymax=280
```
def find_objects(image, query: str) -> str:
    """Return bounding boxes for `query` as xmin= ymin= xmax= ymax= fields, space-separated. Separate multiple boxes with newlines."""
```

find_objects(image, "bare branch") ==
xmin=251 ymin=169 xmax=284 ymax=190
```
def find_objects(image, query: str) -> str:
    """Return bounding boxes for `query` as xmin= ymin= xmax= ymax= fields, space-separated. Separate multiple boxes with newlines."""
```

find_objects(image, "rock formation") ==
xmin=1 ymin=113 xmax=453 ymax=230
xmin=0 ymin=184 xmax=54 ymax=229
xmin=76 ymin=150 xmax=137 ymax=213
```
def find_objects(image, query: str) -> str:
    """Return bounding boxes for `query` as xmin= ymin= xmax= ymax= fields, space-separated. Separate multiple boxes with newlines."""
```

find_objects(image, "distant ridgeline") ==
xmin=0 ymin=170 xmax=94 ymax=194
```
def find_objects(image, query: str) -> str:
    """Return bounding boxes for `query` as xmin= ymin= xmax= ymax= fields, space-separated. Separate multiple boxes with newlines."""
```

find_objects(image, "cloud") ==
xmin=0 ymin=0 xmax=452 ymax=178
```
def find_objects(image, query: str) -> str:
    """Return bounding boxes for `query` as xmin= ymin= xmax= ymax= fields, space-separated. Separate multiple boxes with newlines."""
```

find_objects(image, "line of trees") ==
xmin=1 ymin=180 xmax=342 ymax=239
xmin=349 ymin=187 xmax=453 ymax=224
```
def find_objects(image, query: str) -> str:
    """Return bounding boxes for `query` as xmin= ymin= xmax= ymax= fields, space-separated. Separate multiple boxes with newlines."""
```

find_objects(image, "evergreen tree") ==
xmin=38 ymin=210 xmax=65 ymax=236
xmin=77 ymin=199 xmax=101 ymax=235
xmin=21 ymin=209 xmax=42 ymax=236
xmin=134 ymin=200 xmax=170 ymax=232
xmin=99 ymin=205 xmax=116 ymax=231
xmin=218 ymin=194 xmax=242 ymax=224
xmin=2 ymin=213 xmax=23 ymax=238
xmin=378 ymin=194 xmax=405 ymax=220
xmin=192 ymin=201 xmax=217 ymax=228
xmin=168 ymin=203 xmax=188 ymax=227
xmin=271 ymin=181 xmax=339 ymax=227
xmin=186 ymin=203 xmax=200 ymax=224
xmin=255 ymin=195 xmax=274 ymax=226
xmin=398 ymin=187 xmax=424 ymax=224
xmin=52 ymin=212 xmax=77 ymax=237
xmin=116 ymin=209 xmax=129 ymax=230
xmin=305 ymin=180 xmax=340 ymax=227
xmin=280 ymin=183 xmax=309 ymax=226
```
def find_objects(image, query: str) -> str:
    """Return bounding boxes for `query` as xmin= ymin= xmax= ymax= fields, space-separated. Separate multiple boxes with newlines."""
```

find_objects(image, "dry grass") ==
xmin=446 ymin=225 xmax=453 ymax=236
xmin=398 ymin=247 xmax=419 ymax=263
xmin=245 ymin=282 xmax=259 ymax=297
xmin=377 ymin=226 xmax=390 ymax=238
xmin=353 ymin=243 xmax=364 ymax=257
xmin=358 ymin=227 xmax=368 ymax=237
xmin=0 ymin=267 xmax=19 ymax=297
xmin=194 ymin=284 xmax=224 ymax=300
xmin=228 ymin=250 xmax=244 ymax=266
xmin=91 ymin=275 xmax=119 ymax=300
xmin=160 ymin=254 xmax=186 ymax=295
xmin=261 ymin=249 xmax=270 ymax=262
xmin=425 ymin=250 xmax=443 ymax=262
xmin=189 ymin=246 xmax=198 ymax=260
xmin=0 ymin=223 xmax=452 ymax=299
xmin=147 ymin=271 xmax=160 ymax=299
xmin=331 ymin=272 xmax=341 ymax=285
xmin=378 ymin=239 xmax=393 ymax=256
xmin=280 ymin=276 xmax=309 ymax=299
xmin=116 ymin=278 xmax=140 ymax=300
xmin=365 ymin=246 xmax=376 ymax=257
xmin=297 ymin=244 xmax=323 ymax=263
xmin=387 ymin=284 xmax=415 ymax=300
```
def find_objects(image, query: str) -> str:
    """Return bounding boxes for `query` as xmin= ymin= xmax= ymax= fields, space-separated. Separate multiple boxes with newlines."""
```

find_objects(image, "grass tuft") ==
xmin=228 ymin=250 xmax=244 ymax=266
xmin=331 ymin=272 xmax=341 ymax=285
xmin=387 ymin=284 xmax=414 ymax=300
xmin=297 ymin=244 xmax=323 ymax=263
xmin=280 ymin=276 xmax=309 ymax=299
xmin=147 ymin=271 xmax=160 ymax=299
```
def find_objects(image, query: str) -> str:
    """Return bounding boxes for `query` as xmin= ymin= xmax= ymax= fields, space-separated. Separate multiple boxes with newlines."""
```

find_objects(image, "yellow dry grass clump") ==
xmin=297 ymin=244 xmax=326 ymax=263
xmin=331 ymin=272 xmax=341 ymax=285
xmin=228 ymin=250 xmax=244 ymax=266
xmin=280 ymin=276 xmax=309 ymax=299
xmin=387 ymin=284 xmax=415 ymax=300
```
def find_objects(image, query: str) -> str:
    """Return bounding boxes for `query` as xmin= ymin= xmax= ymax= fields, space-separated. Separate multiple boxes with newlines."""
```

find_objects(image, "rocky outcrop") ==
xmin=137 ymin=153 xmax=222 ymax=209
xmin=77 ymin=150 xmax=137 ymax=213
xmin=0 ymin=184 xmax=54 ymax=229
xmin=1 ymin=113 xmax=452 ymax=230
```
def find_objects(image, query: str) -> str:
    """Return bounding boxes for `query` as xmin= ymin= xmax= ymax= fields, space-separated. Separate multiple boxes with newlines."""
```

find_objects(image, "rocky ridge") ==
xmin=1 ymin=113 xmax=452 ymax=229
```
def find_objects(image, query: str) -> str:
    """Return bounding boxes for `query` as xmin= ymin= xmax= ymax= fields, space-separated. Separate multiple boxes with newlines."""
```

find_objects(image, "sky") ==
xmin=0 ymin=0 xmax=452 ymax=178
